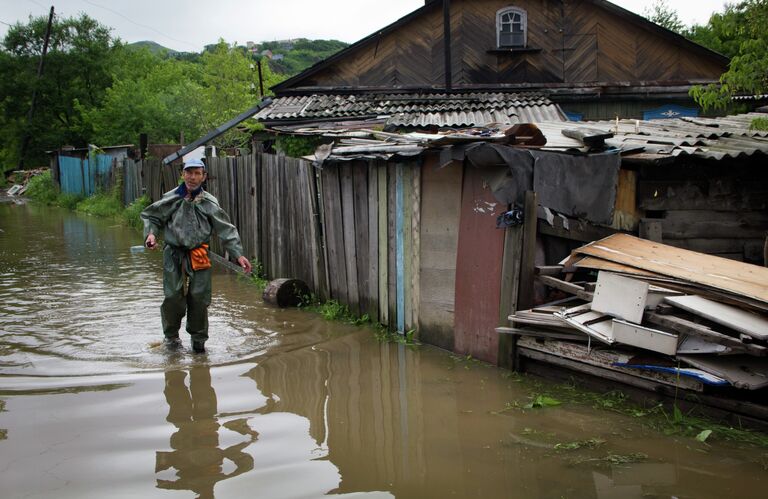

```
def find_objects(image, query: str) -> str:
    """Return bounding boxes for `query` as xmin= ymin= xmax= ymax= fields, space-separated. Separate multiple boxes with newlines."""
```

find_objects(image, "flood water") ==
xmin=1 ymin=200 xmax=766 ymax=499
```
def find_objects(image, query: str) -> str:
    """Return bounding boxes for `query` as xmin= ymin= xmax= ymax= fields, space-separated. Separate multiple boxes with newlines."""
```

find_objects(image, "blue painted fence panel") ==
xmin=59 ymin=156 xmax=85 ymax=196
xmin=58 ymin=154 xmax=115 ymax=197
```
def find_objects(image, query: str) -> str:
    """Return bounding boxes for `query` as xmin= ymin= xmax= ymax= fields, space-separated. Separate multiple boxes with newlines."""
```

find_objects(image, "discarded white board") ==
xmin=591 ymin=272 xmax=648 ymax=323
xmin=665 ymin=295 xmax=768 ymax=341
xmin=677 ymin=335 xmax=731 ymax=355
xmin=612 ymin=319 xmax=678 ymax=355
xmin=678 ymin=355 xmax=768 ymax=390
xmin=7 ymin=184 xmax=22 ymax=196
xmin=555 ymin=305 xmax=614 ymax=344
xmin=646 ymin=285 xmax=684 ymax=310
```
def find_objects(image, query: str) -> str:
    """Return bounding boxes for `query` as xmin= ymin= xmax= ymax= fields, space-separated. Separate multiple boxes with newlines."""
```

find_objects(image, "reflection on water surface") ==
xmin=0 ymin=202 xmax=766 ymax=498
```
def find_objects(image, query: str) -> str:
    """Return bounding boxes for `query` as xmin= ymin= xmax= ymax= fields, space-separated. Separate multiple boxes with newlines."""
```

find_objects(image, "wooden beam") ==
xmin=537 ymin=216 xmax=618 ymax=243
xmin=537 ymin=275 xmax=594 ymax=301
xmin=517 ymin=191 xmax=538 ymax=311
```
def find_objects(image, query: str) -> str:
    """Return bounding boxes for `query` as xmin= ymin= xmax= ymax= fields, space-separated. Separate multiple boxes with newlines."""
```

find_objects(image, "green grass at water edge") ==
xmin=24 ymin=170 xmax=150 ymax=233
xmin=500 ymin=375 xmax=768 ymax=448
xmin=243 ymin=260 xmax=269 ymax=290
xmin=76 ymin=190 xmax=123 ymax=217
xmin=122 ymin=195 xmax=150 ymax=231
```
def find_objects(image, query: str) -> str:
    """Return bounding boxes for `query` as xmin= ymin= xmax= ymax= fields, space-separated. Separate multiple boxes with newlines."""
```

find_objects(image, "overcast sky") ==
xmin=0 ymin=0 xmax=731 ymax=53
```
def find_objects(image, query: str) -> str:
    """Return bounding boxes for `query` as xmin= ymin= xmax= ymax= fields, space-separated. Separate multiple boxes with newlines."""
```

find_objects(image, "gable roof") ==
xmin=272 ymin=0 xmax=728 ymax=95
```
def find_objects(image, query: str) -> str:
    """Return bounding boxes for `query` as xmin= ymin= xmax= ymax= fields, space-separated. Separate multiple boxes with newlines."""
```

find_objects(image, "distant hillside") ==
xmin=256 ymin=38 xmax=349 ymax=76
xmin=128 ymin=40 xmax=177 ymax=55
xmin=126 ymin=38 xmax=348 ymax=76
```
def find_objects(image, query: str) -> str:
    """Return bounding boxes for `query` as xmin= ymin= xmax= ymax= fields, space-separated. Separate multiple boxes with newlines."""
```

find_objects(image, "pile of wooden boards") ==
xmin=498 ymin=234 xmax=768 ymax=395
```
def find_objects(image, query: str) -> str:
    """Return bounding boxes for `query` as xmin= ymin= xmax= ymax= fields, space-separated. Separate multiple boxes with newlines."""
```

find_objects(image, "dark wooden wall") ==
xmin=290 ymin=0 xmax=725 ymax=90
xmin=636 ymin=160 xmax=768 ymax=264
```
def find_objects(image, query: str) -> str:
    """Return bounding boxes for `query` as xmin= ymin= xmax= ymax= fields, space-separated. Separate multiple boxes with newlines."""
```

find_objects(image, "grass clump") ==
xmin=122 ymin=195 xmax=150 ymax=231
xmin=750 ymin=117 xmax=768 ymax=131
xmin=76 ymin=189 xmax=122 ymax=217
xmin=374 ymin=327 xmax=420 ymax=346
xmin=23 ymin=171 xmax=60 ymax=204
xmin=245 ymin=260 xmax=269 ymax=290
xmin=302 ymin=299 xmax=370 ymax=325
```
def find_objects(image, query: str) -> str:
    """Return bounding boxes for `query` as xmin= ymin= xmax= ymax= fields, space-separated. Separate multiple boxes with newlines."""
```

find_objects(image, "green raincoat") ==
xmin=141 ymin=187 xmax=245 ymax=344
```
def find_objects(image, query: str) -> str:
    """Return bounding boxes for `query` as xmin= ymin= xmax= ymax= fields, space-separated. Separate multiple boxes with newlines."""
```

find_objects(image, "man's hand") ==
xmin=145 ymin=234 xmax=158 ymax=250
xmin=237 ymin=256 xmax=252 ymax=274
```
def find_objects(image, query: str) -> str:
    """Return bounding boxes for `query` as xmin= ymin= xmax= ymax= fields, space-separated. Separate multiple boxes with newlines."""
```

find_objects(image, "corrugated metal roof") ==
xmin=536 ymin=113 xmax=768 ymax=161
xmin=255 ymin=92 xmax=566 ymax=127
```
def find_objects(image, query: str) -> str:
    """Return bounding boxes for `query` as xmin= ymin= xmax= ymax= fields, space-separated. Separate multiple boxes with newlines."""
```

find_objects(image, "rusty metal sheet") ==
xmin=453 ymin=166 xmax=506 ymax=364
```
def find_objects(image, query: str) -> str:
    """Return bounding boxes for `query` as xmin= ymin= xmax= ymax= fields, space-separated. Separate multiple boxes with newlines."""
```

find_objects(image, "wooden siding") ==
xmin=287 ymin=0 xmax=725 ymax=91
xmin=636 ymin=162 xmax=768 ymax=264
xmin=418 ymin=155 xmax=463 ymax=350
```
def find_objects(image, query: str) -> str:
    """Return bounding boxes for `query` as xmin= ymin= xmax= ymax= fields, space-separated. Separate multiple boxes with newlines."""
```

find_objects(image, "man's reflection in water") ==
xmin=156 ymin=366 xmax=258 ymax=499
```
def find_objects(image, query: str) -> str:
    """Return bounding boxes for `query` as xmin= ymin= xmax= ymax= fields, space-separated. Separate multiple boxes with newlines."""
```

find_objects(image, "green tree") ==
xmin=0 ymin=13 xmax=119 ymax=168
xmin=78 ymin=48 xmax=206 ymax=145
xmin=690 ymin=0 xmax=768 ymax=111
xmin=644 ymin=0 xmax=685 ymax=34
xmin=196 ymin=40 xmax=284 ymax=148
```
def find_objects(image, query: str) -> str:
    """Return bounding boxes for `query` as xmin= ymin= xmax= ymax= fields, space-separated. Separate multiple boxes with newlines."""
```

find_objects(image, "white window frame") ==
xmin=496 ymin=7 xmax=527 ymax=48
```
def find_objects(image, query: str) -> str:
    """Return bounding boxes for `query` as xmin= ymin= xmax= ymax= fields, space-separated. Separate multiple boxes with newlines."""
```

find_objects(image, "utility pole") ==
xmin=19 ymin=6 xmax=55 ymax=169
xmin=257 ymin=60 xmax=264 ymax=98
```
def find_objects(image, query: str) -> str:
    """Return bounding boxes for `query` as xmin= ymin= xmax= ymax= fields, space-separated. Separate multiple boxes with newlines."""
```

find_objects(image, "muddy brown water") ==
xmin=1 ymin=202 xmax=766 ymax=499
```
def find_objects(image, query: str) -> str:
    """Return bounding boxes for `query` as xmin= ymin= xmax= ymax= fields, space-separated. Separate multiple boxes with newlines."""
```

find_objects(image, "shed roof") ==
xmin=576 ymin=113 xmax=768 ymax=161
xmin=255 ymin=92 xmax=566 ymax=127
xmin=291 ymin=111 xmax=768 ymax=164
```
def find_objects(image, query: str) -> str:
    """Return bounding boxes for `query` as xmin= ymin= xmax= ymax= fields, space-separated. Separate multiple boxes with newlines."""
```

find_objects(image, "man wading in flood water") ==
xmin=141 ymin=158 xmax=252 ymax=353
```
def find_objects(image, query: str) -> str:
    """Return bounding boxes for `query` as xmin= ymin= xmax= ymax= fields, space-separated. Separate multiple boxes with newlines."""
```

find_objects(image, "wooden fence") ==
xmin=60 ymin=152 xmax=421 ymax=331
xmin=204 ymin=153 xmax=421 ymax=331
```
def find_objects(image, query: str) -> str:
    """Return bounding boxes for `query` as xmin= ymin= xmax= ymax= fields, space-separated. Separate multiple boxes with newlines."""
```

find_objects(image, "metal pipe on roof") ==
xmin=162 ymin=97 xmax=273 ymax=165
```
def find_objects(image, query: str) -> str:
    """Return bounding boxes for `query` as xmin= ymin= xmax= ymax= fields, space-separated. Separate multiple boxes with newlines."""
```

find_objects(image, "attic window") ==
xmin=497 ymin=7 xmax=527 ymax=48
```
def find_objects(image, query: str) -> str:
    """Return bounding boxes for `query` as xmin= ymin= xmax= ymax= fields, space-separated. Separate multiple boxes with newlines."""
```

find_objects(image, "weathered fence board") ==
xmin=122 ymin=159 xmax=143 ymax=205
xmin=378 ymin=163 xmax=389 ymax=325
xmin=367 ymin=161 xmax=379 ymax=320
xmin=321 ymin=165 xmax=348 ymax=304
xmin=341 ymin=163 xmax=360 ymax=314
xmin=353 ymin=162 xmax=370 ymax=318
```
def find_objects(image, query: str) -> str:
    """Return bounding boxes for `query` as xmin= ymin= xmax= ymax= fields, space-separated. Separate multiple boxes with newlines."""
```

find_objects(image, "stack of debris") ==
xmin=499 ymin=234 xmax=768 ymax=402
xmin=5 ymin=168 xmax=47 ymax=197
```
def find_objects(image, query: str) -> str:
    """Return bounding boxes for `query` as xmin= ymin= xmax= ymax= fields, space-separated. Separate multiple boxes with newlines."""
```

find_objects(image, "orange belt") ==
xmin=189 ymin=243 xmax=211 ymax=271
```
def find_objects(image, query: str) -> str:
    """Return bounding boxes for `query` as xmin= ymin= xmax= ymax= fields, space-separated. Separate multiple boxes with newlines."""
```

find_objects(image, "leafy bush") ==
xmin=59 ymin=193 xmax=82 ymax=210
xmin=23 ymin=171 xmax=59 ymax=204
xmin=274 ymin=135 xmax=330 ymax=158
xmin=122 ymin=195 xmax=150 ymax=230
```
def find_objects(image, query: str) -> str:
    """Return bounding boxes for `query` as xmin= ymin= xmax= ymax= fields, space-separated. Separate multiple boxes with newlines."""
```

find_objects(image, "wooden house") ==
xmin=270 ymin=0 xmax=729 ymax=121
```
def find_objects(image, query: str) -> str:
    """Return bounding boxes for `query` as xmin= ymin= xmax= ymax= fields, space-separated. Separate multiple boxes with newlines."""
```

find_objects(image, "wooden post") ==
xmin=517 ymin=191 xmax=538 ymax=311
xmin=498 ymin=224 xmax=523 ymax=369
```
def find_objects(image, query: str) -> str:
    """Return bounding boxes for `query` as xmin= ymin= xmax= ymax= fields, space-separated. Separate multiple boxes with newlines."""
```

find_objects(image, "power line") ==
xmin=27 ymin=0 xmax=49 ymax=9
xmin=82 ymin=0 xmax=200 ymax=50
